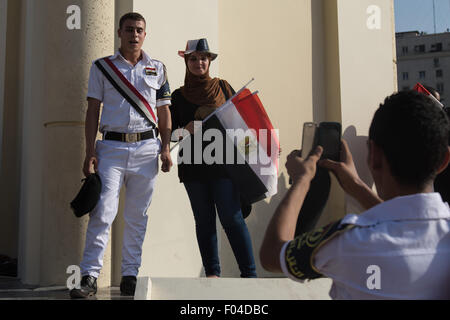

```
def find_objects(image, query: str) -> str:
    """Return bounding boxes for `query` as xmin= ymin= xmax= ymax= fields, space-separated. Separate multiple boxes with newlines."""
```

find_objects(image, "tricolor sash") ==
xmin=95 ymin=57 xmax=157 ymax=128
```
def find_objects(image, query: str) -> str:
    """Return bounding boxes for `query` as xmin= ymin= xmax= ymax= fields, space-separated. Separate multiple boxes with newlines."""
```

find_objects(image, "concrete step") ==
xmin=134 ymin=277 xmax=332 ymax=300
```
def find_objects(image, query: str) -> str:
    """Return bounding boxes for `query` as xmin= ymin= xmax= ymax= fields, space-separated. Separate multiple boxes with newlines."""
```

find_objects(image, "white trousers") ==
xmin=80 ymin=138 xmax=160 ymax=278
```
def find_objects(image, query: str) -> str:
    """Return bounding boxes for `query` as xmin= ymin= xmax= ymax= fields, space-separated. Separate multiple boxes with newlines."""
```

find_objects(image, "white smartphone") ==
xmin=289 ymin=122 xmax=318 ymax=185
xmin=301 ymin=122 xmax=318 ymax=158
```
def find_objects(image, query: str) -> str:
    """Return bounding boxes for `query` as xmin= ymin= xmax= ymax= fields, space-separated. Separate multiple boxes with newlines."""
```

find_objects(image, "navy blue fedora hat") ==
xmin=178 ymin=38 xmax=218 ymax=60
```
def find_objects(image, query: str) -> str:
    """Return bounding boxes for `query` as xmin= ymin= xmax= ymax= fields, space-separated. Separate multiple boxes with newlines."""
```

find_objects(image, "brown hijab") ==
xmin=181 ymin=56 xmax=234 ymax=120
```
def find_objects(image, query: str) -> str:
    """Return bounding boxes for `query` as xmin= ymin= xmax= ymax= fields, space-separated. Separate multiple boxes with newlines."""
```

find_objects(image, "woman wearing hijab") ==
xmin=170 ymin=39 xmax=257 ymax=278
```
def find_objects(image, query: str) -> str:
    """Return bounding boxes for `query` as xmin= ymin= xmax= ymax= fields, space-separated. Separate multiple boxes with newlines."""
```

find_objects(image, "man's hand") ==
xmin=160 ymin=148 xmax=173 ymax=173
xmin=318 ymin=139 xmax=362 ymax=197
xmin=319 ymin=139 xmax=382 ymax=209
xmin=157 ymin=104 xmax=173 ymax=172
xmin=83 ymin=154 xmax=98 ymax=177
xmin=286 ymin=146 xmax=323 ymax=184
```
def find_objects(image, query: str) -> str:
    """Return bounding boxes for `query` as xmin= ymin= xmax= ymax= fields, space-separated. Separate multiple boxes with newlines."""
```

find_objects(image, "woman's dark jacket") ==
xmin=169 ymin=81 xmax=235 ymax=183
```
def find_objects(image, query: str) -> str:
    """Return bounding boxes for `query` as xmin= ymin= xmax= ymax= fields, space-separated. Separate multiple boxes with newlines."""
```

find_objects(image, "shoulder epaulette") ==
xmin=284 ymin=219 xmax=353 ymax=280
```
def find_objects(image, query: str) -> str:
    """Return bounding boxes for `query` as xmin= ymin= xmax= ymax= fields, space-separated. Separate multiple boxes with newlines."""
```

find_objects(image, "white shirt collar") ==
xmin=342 ymin=193 xmax=450 ymax=227
xmin=110 ymin=49 xmax=152 ymax=65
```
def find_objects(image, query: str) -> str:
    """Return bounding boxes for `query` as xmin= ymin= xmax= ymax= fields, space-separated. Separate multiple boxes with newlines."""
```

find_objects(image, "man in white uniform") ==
xmin=70 ymin=12 xmax=172 ymax=299
xmin=260 ymin=91 xmax=450 ymax=299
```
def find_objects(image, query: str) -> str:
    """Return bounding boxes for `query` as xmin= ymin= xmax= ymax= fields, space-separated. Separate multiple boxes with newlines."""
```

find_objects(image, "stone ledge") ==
xmin=135 ymin=277 xmax=332 ymax=300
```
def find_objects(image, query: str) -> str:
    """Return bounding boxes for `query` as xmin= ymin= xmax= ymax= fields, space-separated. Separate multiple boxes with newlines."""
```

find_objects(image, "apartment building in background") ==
xmin=397 ymin=31 xmax=450 ymax=104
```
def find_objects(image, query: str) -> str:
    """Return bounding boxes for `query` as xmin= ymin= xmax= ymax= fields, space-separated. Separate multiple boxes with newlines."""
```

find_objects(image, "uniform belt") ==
xmin=103 ymin=129 xmax=158 ymax=143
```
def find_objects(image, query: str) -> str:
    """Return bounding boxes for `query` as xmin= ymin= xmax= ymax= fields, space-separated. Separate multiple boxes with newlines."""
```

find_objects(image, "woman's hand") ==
xmin=184 ymin=121 xmax=195 ymax=135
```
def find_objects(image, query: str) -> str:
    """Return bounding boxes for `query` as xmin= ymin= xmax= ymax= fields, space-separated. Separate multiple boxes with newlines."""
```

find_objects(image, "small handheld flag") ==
xmin=413 ymin=83 xmax=444 ymax=108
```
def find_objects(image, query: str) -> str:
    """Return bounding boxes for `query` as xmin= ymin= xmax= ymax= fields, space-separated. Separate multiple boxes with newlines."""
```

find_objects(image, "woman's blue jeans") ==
xmin=184 ymin=179 xmax=257 ymax=278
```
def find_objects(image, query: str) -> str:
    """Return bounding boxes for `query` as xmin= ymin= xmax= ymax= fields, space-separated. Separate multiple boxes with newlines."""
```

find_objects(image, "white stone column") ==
xmin=218 ymin=0 xmax=314 ymax=278
xmin=0 ymin=0 xmax=7 ymax=168
xmin=316 ymin=0 xmax=397 ymax=227
xmin=0 ymin=0 xmax=15 ymax=260
xmin=109 ymin=0 xmax=133 ymax=287
xmin=18 ymin=0 xmax=114 ymax=287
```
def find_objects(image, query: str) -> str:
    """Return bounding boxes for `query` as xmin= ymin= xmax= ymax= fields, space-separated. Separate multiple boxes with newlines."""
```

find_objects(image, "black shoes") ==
xmin=69 ymin=275 xmax=136 ymax=298
xmin=70 ymin=275 xmax=97 ymax=299
xmin=120 ymin=276 xmax=137 ymax=296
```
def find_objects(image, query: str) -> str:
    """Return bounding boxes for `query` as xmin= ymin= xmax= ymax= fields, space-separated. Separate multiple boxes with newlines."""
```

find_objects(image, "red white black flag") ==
xmin=203 ymin=88 xmax=280 ymax=203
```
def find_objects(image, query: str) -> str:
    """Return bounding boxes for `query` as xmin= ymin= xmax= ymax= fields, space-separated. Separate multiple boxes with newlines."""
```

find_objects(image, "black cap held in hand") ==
xmin=70 ymin=173 xmax=102 ymax=218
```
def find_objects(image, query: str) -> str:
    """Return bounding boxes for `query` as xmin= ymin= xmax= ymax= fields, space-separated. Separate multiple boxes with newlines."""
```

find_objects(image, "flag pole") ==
xmin=414 ymin=82 xmax=444 ymax=108
xmin=170 ymin=78 xmax=255 ymax=152
xmin=429 ymin=92 xmax=444 ymax=108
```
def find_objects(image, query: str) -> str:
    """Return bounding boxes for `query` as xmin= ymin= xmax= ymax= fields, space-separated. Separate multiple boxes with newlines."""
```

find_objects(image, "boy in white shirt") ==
xmin=260 ymin=90 xmax=450 ymax=299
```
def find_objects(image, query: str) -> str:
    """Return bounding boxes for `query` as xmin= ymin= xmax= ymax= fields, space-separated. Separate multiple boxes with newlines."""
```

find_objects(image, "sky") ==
xmin=394 ymin=0 xmax=450 ymax=34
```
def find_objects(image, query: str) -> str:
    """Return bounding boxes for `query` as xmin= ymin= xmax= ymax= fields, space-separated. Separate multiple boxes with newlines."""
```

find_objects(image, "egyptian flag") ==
xmin=413 ymin=83 xmax=444 ymax=108
xmin=203 ymin=89 xmax=280 ymax=204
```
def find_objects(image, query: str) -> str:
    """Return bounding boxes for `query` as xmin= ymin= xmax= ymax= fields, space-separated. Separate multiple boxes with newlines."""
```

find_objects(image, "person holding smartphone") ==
xmin=260 ymin=91 xmax=450 ymax=299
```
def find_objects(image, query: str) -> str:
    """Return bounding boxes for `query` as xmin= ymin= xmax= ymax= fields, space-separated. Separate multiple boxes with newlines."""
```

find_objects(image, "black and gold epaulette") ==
xmin=284 ymin=219 xmax=352 ymax=280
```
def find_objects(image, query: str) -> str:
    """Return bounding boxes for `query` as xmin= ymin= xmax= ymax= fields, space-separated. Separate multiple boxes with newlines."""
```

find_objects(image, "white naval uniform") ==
xmin=280 ymin=193 xmax=450 ymax=299
xmin=80 ymin=50 xmax=171 ymax=278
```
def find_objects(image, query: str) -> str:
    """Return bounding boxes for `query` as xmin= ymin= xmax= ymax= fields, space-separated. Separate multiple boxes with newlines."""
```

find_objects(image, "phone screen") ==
xmin=317 ymin=122 xmax=341 ymax=161
xmin=301 ymin=122 xmax=318 ymax=158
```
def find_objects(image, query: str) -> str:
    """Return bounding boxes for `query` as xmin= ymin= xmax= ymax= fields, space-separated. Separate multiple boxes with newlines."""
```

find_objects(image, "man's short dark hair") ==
xmin=119 ymin=12 xmax=146 ymax=29
xmin=369 ymin=90 xmax=449 ymax=188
